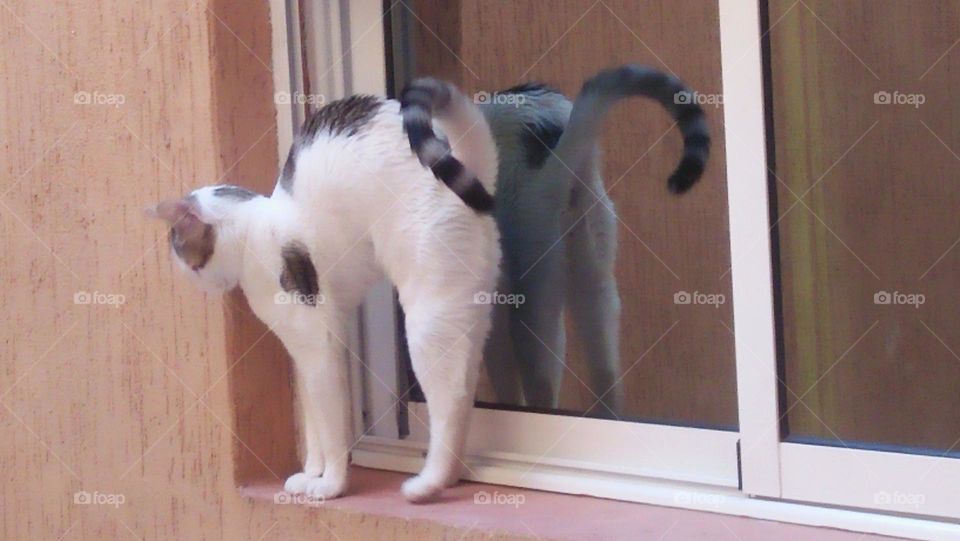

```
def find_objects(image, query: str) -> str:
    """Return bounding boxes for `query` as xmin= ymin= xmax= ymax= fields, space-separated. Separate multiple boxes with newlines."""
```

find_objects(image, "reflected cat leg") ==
xmin=482 ymin=290 xmax=524 ymax=405
xmin=565 ymin=176 xmax=623 ymax=416
xmin=506 ymin=234 xmax=567 ymax=409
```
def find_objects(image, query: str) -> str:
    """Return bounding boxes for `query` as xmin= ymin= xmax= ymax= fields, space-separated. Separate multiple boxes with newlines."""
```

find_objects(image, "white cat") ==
xmin=477 ymin=65 xmax=710 ymax=414
xmin=148 ymin=78 xmax=500 ymax=502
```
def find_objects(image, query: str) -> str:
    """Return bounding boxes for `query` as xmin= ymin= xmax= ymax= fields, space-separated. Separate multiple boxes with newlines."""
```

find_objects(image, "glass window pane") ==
xmin=767 ymin=0 xmax=960 ymax=453
xmin=392 ymin=0 xmax=737 ymax=429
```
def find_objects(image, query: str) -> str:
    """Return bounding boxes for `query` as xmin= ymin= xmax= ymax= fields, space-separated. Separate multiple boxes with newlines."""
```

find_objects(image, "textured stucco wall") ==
xmin=0 ymin=1 xmax=514 ymax=538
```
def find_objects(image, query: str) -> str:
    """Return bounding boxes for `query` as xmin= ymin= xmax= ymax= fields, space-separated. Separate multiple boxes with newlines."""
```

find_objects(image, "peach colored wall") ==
xmin=0 ymin=1 xmax=512 ymax=539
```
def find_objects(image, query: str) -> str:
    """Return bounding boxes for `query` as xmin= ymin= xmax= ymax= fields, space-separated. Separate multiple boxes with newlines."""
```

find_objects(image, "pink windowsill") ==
xmin=240 ymin=466 xmax=902 ymax=541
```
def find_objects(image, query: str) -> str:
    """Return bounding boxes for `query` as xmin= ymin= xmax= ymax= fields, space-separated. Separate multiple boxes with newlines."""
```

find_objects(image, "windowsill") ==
xmin=240 ymin=466 xmax=899 ymax=541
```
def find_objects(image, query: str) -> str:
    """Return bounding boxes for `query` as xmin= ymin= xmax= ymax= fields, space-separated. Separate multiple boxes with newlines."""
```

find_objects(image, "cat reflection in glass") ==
xmin=478 ymin=65 xmax=709 ymax=416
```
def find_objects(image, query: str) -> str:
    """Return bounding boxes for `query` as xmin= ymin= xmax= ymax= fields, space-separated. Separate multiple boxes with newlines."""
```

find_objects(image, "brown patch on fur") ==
xmin=169 ymin=220 xmax=216 ymax=270
xmin=279 ymin=241 xmax=319 ymax=304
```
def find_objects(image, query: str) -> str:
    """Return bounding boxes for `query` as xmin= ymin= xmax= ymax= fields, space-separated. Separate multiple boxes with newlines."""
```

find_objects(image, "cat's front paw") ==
xmin=284 ymin=472 xmax=320 ymax=494
xmin=303 ymin=475 xmax=348 ymax=500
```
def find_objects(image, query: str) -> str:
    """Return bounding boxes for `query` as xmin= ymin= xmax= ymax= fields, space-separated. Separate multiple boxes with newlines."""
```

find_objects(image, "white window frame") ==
xmin=723 ymin=1 xmax=960 ymax=524
xmin=271 ymin=1 xmax=960 ymax=538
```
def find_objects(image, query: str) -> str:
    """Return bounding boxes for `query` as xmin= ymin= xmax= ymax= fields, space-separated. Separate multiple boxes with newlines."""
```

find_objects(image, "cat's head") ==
xmin=147 ymin=185 xmax=261 ymax=294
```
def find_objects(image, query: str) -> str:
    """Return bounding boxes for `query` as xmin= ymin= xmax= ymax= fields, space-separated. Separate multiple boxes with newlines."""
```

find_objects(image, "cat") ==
xmin=147 ymin=65 xmax=708 ymax=502
xmin=476 ymin=65 xmax=709 ymax=415
xmin=148 ymin=78 xmax=500 ymax=502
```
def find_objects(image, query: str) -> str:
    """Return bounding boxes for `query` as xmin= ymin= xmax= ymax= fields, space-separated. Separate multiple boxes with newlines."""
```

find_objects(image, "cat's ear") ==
xmin=146 ymin=198 xmax=209 ymax=239
xmin=146 ymin=198 xmax=195 ymax=223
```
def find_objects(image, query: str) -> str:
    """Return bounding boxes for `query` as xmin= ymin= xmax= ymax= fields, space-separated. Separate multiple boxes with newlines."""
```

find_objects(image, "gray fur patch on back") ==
xmin=213 ymin=185 xmax=260 ymax=200
xmin=279 ymin=95 xmax=382 ymax=194
xmin=279 ymin=145 xmax=297 ymax=193
xmin=302 ymin=95 xmax=382 ymax=140
xmin=279 ymin=241 xmax=319 ymax=306
xmin=499 ymin=82 xmax=563 ymax=97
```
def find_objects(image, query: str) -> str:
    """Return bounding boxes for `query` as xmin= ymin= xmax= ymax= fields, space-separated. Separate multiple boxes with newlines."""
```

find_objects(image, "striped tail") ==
xmin=400 ymin=78 xmax=496 ymax=213
xmin=560 ymin=65 xmax=711 ymax=194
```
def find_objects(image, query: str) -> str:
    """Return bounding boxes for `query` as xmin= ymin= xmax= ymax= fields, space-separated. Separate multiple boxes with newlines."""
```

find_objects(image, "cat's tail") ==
xmin=400 ymin=78 xmax=498 ymax=213
xmin=552 ymin=65 xmax=711 ymax=194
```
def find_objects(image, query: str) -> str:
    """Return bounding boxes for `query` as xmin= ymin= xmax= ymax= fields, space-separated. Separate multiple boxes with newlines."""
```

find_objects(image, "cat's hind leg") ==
xmin=398 ymin=287 xmax=490 ymax=502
